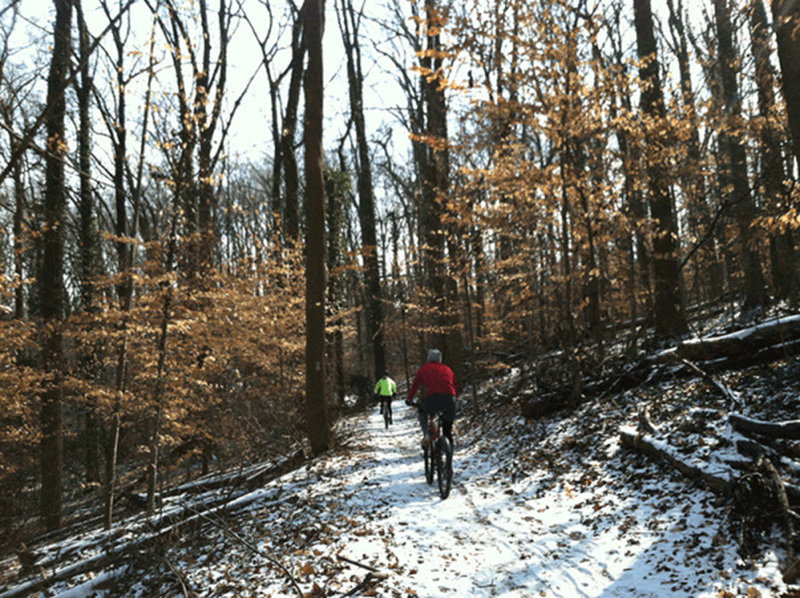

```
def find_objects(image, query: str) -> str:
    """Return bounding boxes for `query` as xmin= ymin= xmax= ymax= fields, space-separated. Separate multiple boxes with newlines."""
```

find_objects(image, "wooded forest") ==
xmin=1 ymin=0 xmax=800 ymax=550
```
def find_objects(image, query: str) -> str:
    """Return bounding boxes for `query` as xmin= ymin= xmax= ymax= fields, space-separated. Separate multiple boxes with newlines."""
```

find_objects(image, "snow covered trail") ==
xmin=147 ymin=400 xmax=785 ymax=598
xmin=313 ymin=402 xmax=691 ymax=598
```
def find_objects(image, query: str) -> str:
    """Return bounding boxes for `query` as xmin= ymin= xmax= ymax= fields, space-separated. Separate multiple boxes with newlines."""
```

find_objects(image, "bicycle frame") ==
xmin=422 ymin=409 xmax=452 ymax=499
xmin=427 ymin=413 xmax=441 ymax=444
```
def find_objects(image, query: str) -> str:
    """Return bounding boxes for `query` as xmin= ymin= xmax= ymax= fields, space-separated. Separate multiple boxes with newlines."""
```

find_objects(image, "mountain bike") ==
xmin=422 ymin=410 xmax=452 ymax=499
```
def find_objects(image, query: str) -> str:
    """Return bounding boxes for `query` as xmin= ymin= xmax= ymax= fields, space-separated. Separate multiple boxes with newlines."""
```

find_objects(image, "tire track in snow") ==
xmin=329 ymin=401 xmax=618 ymax=596
xmin=351 ymin=401 xmax=555 ymax=596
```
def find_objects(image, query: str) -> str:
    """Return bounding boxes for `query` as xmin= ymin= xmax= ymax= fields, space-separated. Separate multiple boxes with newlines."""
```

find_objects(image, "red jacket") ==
xmin=408 ymin=362 xmax=458 ymax=400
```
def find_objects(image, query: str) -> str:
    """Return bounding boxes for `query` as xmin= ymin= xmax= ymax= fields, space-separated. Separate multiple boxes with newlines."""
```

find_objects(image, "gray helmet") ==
xmin=426 ymin=349 xmax=442 ymax=363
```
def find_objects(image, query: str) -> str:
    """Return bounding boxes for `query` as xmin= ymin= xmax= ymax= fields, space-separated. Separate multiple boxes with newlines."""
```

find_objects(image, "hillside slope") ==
xmin=8 ymin=376 xmax=796 ymax=598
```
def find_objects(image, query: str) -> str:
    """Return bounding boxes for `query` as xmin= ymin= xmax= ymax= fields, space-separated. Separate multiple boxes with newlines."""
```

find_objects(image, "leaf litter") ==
xmin=4 ymin=354 xmax=800 ymax=598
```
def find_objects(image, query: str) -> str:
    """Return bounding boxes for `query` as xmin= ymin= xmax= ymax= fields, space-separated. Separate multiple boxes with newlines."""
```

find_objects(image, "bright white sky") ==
xmin=4 ymin=0 xmax=410 ymax=173
xmin=2 ymin=0 xmax=749 ymax=210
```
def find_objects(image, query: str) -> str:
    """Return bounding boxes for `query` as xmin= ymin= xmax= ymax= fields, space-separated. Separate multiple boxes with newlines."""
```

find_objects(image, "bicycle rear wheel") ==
xmin=384 ymin=407 xmax=390 ymax=429
xmin=436 ymin=436 xmax=452 ymax=499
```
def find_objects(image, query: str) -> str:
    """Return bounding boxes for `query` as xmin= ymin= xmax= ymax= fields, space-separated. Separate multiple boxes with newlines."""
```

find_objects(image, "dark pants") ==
xmin=380 ymin=396 xmax=393 ymax=422
xmin=418 ymin=393 xmax=455 ymax=443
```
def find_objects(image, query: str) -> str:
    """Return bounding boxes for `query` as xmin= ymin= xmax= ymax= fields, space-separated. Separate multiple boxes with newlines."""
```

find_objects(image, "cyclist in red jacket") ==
xmin=406 ymin=349 xmax=457 ymax=446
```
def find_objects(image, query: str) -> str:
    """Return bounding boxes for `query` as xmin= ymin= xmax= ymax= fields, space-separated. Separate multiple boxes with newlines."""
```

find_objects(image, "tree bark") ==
xmin=607 ymin=6 xmax=650 ymax=338
xmin=771 ymin=0 xmax=800 ymax=171
xmin=304 ymin=0 xmax=331 ymax=456
xmin=729 ymin=413 xmax=800 ymax=440
xmin=100 ymin=0 xmax=131 ymax=310
xmin=632 ymin=0 xmax=688 ymax=337
xmin=74 ymin=1 xmax=101 ymax=487
xmin=749 ymin=0 xmax=795 ymax=301
xmin=337 ymin=0 xmax=386 ymax=380
xmin=665 ymin=0 xmax=722 ymax=304
xmin=39 ymin=0 xmax=73 ymax=532
xmin=146 ymin=202 xmax=181 ymax=513
xmin=326 ymin=167 xmax=347 ymax=407
xmin=0 ymin=81 xmax=30 ymax=320
xmin=282 ymin=9 xmax=306 ymax=244
xmin=196 ymin=0 xmax=229 ymax=269
xmin=713 ymin=0 xmax=767 ymax=310
xmin=420 ymin=0 xmax=463 ymax=386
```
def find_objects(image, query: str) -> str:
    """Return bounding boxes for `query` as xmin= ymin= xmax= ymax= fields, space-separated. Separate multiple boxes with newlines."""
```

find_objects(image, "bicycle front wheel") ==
xmin=436 ymin=436 xmax=452 ymax=499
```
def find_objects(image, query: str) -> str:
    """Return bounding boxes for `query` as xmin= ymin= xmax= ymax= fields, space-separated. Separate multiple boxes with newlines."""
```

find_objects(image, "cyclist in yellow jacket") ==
xmin=374 ymin=371 xmax=397 ymax=425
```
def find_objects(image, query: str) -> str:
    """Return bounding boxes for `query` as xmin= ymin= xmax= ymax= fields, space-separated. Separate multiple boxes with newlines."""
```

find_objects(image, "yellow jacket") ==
xmin=374 ymin=376 xmax=397 ymax=396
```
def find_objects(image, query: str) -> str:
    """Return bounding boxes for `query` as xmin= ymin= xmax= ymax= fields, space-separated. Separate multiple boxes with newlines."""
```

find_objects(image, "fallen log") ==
xmin=621 ymin=427 xmax=800 ymax=582
xmin=0 ymin=451 xmax=307 ymax=598
xmin=729 ymin=413 xmax=800 ymax=440
xmin=677 ymin=315 xmax=800 ymax=363
xmin=619 ymin=427 xmax=732 ymax=495
xmin=520 ymin=360 xmax=667 ymax=420
xmin=734 ymin=439 xmax=800 ymax=504
xmin=757 ymin=456 xmax=796 ymax=574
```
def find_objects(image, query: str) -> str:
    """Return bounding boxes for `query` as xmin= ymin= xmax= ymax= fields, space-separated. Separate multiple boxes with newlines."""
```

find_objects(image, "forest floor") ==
xmin=3 ymin=317 xmax=800 ymax=597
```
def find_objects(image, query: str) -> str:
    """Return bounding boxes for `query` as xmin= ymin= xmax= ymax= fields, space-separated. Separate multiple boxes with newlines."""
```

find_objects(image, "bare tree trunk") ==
xmin=609 ymin=4 xmax=652 ymax=319
xmin=149 ymin=0 xmax=197 ymax=275
xmin=421 ymin=0 xmax=463 ymax=385
xmin=146 ymin=202 xmax=180 ymax=513
xmin=0 ymin=73 xmax=29 ymax=321
xmin=771 ymin=0 xmax=800 ymax=172
xmin=74 ymin=1 xmax=101 ymax=487
xmin=666 ymin=0 xmax=722 ymax=304
xmin=109 ymin=6 xmax=130 ymax=310
xmin=105 ymin=14 xmax=157 ymax=529
xmin=282 ymin=8 xmax=305 ymax=244
xmin=337 ymin=0 xmax=386 ymax=379
xmin=196 ymin=0 xmax=229 ymax=268
xmin=633 ymin=0 xmax=688 ymax=337
xmin=326 ymin=167 xmax=347 ymax=407
xmin=39 ymin=0 xmax=73 ymax=532
xmin=304 ymin=0 xmax=331 ymax=455
xmin=471 ymin=225 xmax=485 ymax=340
xmin=713 ymin=0 xmax=767 ymax=310
xmin=749 ymin=0 xmax=795 ymax=301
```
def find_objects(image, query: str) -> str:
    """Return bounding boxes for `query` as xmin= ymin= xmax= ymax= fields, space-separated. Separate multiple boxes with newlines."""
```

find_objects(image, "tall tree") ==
xmin=336 ymin=0 xmax=386 ymax=379
xmin=665 ymin=0 xmax=723 ymax=303
xmin=74 ymin=0 xmax=101 ymax=487
xmin=304 ymin=0 xmax=330 ymax=455
xmin=282 ymin=5 xmax=305 ymax=244
xmin=749 ymin=0 xmax=795 ymax=300
xmin=39 ymin=0 xmax=73 ymax=531
xmin=1 ymin=88 xmax=28 ymax=319
xmin=326 ymin=166 xmax=348 ymax=407
xmin=713 ymin=0 xmax=767 ymax=309
xmin=195 ymin=0 xmax=230 ymax=266
xmin=771 ymin=0 xmax=800 ymax=171
xmin=99 ymin=0 xmax=132 ymax=309
xmin=632 ymin=0 xmax=688 ymax=336
xmin=419 ymin=0 xmax=463 ymax=384
xmin=606 ymin=3 xmax=651 ymax=337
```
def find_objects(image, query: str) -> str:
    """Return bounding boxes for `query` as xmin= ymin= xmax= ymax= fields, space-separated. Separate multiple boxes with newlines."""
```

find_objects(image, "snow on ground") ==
xmin=114 ymin=399 xmax=788 ymax=598
xmin=6 ymin=382 xmax=794 ymax=598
